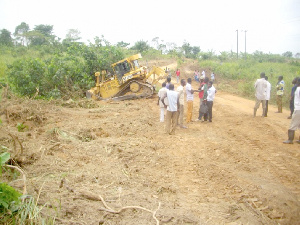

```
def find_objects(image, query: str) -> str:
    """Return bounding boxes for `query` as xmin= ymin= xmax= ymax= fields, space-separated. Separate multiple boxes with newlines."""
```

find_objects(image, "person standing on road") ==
xmin=197 ymin=77 xmax=209 ymax=121
xmin=186 ymin=78 xmax=195 ymax=123
xmin=158 ymin=82 xmax=167 ymax=122
xmin=288 ymin=77 xmax=299 ymax=119
xmin=162 ymin=84 xmax=179 ymax=135
xmin=177 ymin=79 xmax=187 ymax=128
xmin=211 ymin=72 xmax=215 ymax=83
xmin=207 ymin=81 xmax=217 ymax=122
xmin=265 ymin=76 xmax=271 ymax=117
xmin=166 ymin=77 xmax=171 ymax=89
xmin=254 ymin=72 xmax=267 ymax=117
xmin=202 ymin=70 xmax=206 ymax=78
xmin=276 ymin=75 xmax=285 ymax=113
xmin=176 ymin=69 xmax=180 ymax=84
xmin=283 ymin=78 xmax=300 ymax=144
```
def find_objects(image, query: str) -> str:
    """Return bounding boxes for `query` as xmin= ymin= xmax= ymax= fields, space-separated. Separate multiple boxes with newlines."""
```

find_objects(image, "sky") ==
xmin=1 ymin=0 xmax=300 ymax=55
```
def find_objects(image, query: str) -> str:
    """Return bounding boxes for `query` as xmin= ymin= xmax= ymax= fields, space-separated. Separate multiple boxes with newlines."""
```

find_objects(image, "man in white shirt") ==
xmin=284 ymin=78 xmax=300 ymax=144
xmin=202 ymin=70 xmax=206 ymax=78
xmin=207 ymin=81 xmax=217 ymax=122
xmin=254 ymin=72 xmax=267 ymax=117
xmin=177 ymin=79 xmax=187 ymax=128
xmin=265 ymin=76 xmax=271 ymax=117
xmin=186 ymin=78 xmax=194 ymax=123
xmin=211 ymin=72 xmax=215 ymax=82
xmin=162 ymin=84 xmax=179 ymax=135
xmin=158 ymin=82 xmax=167 ymax=122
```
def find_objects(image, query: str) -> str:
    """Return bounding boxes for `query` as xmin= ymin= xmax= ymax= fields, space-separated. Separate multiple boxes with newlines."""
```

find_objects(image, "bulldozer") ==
xmin=86 ymin=54 xmax=167 ymax=101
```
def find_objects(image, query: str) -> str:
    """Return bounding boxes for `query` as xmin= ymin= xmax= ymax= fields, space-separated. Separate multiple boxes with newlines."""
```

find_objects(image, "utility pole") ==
xmin=236 ymin=29 xmax=239 ymax=59
xmin=242 ymin=30 xmax=247 ymax=59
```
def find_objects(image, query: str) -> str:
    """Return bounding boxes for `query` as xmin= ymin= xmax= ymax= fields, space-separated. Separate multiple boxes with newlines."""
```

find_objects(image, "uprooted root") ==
xmin=60 ymin=178 xmax=162 ymax=225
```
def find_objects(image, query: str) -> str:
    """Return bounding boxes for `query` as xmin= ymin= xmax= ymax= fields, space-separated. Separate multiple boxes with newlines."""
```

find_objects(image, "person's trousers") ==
xmin=254 ymin=98 xmax=266 ymax=110
xmin=265 ymin=100 xmax=269 ymax=116
xmin=177 ymin=104 xmax=184 ymax=126
xmin=160 ymin=107 xmax=165 ymax=122
xmin=289 ymin=110 xmax=300 ymax=130
xmin=207 ymin=101 xmax=213 ymax=121
xmin=176 ymin=76 xmax=179 ymax=83
xmin=290 ymin=99 xmax=294 ymax=116
xmin=277 ymin=95 xmax=283 ymax=112
xmin=186 ymin=100 xmax=193 ymax=123
xmin=165 ymin=110 xmax=178 ymax=134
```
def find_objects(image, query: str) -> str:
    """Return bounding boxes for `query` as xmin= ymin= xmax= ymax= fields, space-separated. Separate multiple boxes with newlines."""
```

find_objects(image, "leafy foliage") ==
xmin=0 ymin=182 xmax=22 ymax=212
xmin=131 ymin=40 xmax=150 ymax=53
xmin=0 ymin=29 xmax=14 ymax=46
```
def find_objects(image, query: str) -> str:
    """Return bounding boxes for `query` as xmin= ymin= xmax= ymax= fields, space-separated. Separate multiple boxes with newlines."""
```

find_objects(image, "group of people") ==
xmin=158 ymin=74 xmax=217 ymax=135
xmin=194 ymin=70 xmax=215 ymax=83
xmin=254 ymin=72 xmax=300 ymax=144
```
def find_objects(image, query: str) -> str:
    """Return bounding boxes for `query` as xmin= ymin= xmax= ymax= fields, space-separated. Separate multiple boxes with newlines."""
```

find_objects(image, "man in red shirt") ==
xmin=176 ymin=69 xmax=180 ymax=84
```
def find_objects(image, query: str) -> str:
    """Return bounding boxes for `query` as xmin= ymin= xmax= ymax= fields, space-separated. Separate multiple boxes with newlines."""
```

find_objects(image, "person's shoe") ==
xmin=180 ymin=125 xmax=188 ymax=129
xmin=275 ymin=111 xmax=282 ymax=113
xmin=287 ymin=115 xmax=292 ymax=119
xmin=283 ymin=130 xmax=295 ymax=144
xmin=209 ymin=120 xmax=212 ymax=122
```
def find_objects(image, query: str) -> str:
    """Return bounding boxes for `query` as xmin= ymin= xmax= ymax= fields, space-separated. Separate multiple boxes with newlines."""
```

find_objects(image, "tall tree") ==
xmin=65 ymin=29 xmax=81 ymax=42
xmin=28 ymin=24 xmax=55 ymax=46
xmin=131 ymin=40 xmax=149 ymax=53
xmin=181 ymin=41 xmax=193 ymax=58
xmin=0 ymin=29 xmax=13 ymax=46
xmin=116 ymin=41 xmax=130 ymax=48
xmin=282 ymin=51 xmax=293 ymax=58
xmin=14 ymin=22 xmax=30 ymax=46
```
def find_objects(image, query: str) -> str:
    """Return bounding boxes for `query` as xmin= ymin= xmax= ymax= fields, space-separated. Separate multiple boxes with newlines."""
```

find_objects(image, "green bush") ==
xmin=0 ymin=182 xmax=22 ymax=213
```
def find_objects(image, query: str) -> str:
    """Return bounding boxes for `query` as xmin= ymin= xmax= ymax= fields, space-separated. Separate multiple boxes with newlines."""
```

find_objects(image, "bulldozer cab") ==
xmin=111 ymin=54 xmax=142 ymax=83
xmin=113 ymin=60 xmax=131 ymax=82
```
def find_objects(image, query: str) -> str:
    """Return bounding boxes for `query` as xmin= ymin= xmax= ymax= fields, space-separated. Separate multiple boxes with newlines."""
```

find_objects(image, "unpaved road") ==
xmin=1 ymin=61 xmax=299 ymax=225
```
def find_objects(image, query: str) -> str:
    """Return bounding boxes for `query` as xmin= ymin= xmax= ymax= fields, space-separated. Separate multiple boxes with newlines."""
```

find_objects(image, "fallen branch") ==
xmin=5 ymin=165 xmax=27 ymax=196
xmin=6 ymin=131 xmax=24 ymax=155
xmin=60 ymin=178 xmax=161 ymax=225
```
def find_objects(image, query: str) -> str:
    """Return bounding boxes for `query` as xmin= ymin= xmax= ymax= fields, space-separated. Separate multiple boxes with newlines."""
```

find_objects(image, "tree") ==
xmin=282 ymin=51 xmax=293 ymax=58
xmin=181 ymin=41 xmax=193 ymax=58
xmin=0 ymin=29 xmax=13 ymax=46
xmin=65 ymin=29 xmax=81 ymax=42
xmin=14 ymin=22 xmax=30 ymax=46
xmin=191 ymin=46 xmax=201 ymax=58
xmin=130 ymin=40 xmax=149 ymax=53
xmin=116 ymin=41 xmax=130 ymax=48
xmin=151 ymin=37 xmax=159 ymax=50
xmin=28 ymin=24 xmax=55 ymax=46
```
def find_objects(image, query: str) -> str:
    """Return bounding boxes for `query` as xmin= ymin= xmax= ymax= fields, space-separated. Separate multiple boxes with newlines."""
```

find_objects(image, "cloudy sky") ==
xmin=1 ymin=0 xmax=300 ymax=55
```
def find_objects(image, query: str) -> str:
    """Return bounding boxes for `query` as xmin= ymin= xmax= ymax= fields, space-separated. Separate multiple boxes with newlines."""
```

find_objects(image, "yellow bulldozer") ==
xmin=86 ymin=54 xmax=167 ymax=101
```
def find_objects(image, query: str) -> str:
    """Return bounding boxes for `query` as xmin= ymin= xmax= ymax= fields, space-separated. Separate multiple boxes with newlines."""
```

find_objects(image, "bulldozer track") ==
xmin=111 ymin=80 xmax=154 ymax=101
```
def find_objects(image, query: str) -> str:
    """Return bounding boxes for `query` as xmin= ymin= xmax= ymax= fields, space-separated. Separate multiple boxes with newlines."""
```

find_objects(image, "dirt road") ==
xmin=1 ymin=65 xmax=300 ymax=224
